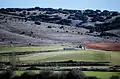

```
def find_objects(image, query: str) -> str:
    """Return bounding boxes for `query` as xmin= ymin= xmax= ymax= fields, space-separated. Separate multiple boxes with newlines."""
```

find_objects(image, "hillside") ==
xmin=0 ymin=8 xmax=120 ymax=46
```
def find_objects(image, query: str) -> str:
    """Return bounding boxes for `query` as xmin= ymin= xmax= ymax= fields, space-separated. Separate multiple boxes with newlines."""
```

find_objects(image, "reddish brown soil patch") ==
xmin=84 ymin=42 xmax=120 ymax=51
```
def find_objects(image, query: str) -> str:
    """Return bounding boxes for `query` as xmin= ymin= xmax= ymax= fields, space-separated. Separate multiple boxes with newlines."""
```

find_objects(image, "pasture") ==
xmin=0 ymin=45 xmax=120 ymax=65
xmin=84 ymin=71 xmax=120 ymax=79
xmin=15 ymin=71 xmax=120 ymax=79
xmin=0 ymin=45 xmax=120 ymax=79
xmin=17 ymin=49 xmax=120 ymax=65
xmin=0 ymin=45 xmax=67 ymax=53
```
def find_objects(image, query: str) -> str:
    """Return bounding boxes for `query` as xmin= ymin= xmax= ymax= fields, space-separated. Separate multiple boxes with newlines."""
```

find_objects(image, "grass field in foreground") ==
xmin=18 ymin=50 xmax=120 ymax=65
xmin=0 ymin=45 xmax=120 ymax=64
xmin=0 ymin=46 xmax=120 ymax=79
xmin=15 ymin=71 xmax=120 ymax=79
xmin=84 ymin=71 xmax=120 ymax=79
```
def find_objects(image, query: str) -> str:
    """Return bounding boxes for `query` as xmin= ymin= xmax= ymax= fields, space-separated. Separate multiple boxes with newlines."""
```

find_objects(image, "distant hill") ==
xmin=0 ymin=7 xmax=120 ymax=46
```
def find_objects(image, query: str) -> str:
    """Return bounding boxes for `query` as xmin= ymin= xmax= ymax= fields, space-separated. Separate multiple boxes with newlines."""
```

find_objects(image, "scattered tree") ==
xmin=60 ymin=26 xmax=64 ymax=29
xmin=35 ymin=21 xmax=41 ymax=25
xmin=66 ymin=31 xmax=68 ymax=33
xmin=27 ymin=12 xmax=30 ymax=15
xmin=21 ymin=32 xmax=25 ymax=34
xmin=22 ymin=11 xmax=26 ymax=15
xmin=66 ymin=70 xmax=86 ymax=79
xmin=47 ymin=26 xmax=52 ymax=28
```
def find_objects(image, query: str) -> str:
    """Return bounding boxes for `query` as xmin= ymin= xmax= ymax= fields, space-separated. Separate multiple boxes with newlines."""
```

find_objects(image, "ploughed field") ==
xmin=84 ymin=42 xmax=120 ymax=51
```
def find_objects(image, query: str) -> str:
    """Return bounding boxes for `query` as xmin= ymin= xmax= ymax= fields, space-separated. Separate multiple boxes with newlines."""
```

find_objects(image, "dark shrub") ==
xmin=48 ymin=26 xmax=52 ymax=28
xmin=89 ymin=29 xmax=94 ymax=33
xmin=106 ymin=16 xmax=112 ymax=19
xmin=21 ymin=71 xmax=36 ymax=79
xmin=36 ymin=74 xmax=43 ymax=79
xmin=35 ymin=21 xmax=41 ymax=25
xmin=34 ymin=7 xmax=40 ymax=10
xmin=68 ymin=15 xmax=76 ymax=20
xmin=111 ymin=11 xmax=119 ymax=16
xmin=66 ymin=31 xmax=68 ymax=33
xmin=27 ymin=12 xmax=30 ymax=15
xmin=66 ymin=70 xmax=86 ymax=79
xmin=100 ymin=32 xmax=118 ymax=37
xmin=95 ymin=17 xmax=120 ymax=32
xmin=83 ymin=9 xmax=95 ymax=15
xmin=12 ymin=76 xmax=21 ymax=79
xmin=31 ymin=31 xmax=33 ymax=35
xmin=21 ymin=32 xmax=25 ymax=34
xmin=100 ymin=10 xmax=110 ymax=16
xmin=61 ymin=11 xmax=69 ymax=14
xmin=85 ymin=76 xmax=97 ymax=79
xmin=45 ymin=11 xmax=54 ymax=14
xmin=0 ymin=71 xmax=12 ymax=79
xmin=6 ymin=8 xmax=16 ymax=12
xmin=33 ymin=12 xmax=37 ymax=15
xmin=23 ymin=10 xmax=26 ymax=15
xmin=19 ymin=13 xmax=25 ymax=17
xmin=28 ymin=43 xmax=32 ymax=45
xmin=40 ymin=70 xmax=54 ymax=79
xmin=91 ymin=15 xmax=105 ymax=22
xmin=25 ymin=18 xmax=28 ymax=22
xmin=60 ymin=26 xmax=64 ymax=29
xmin=95 ymin=10 xmax=101 ymax=13
xmin=110 ymin=76 xmax=120 ymax=79
xmin=59 ymin=71 xmax=68 ymax=79
xmin=56 ymin=19 xmax=71 ymax=25
xmin=78 ymin=45 xmax=82 ymax=48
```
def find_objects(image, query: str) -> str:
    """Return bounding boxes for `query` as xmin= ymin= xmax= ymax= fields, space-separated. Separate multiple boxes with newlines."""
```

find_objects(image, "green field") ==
xmin=17 ymin=50 xmax=120 ymax=65
xmin=0 ymin=45 xmax=67 ymax=53
xmin=15 ymin=71 xmax=120 ymax=79
xmin=0 ymin=45 xmax=120 ymax=79
xmin=0 ymin=45 xmax=120 ymax=64
xmin=84 ymin=71 xmax=120 ymax=79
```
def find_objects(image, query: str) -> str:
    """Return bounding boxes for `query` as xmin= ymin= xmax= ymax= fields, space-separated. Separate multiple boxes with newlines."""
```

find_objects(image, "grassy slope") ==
xmin=0 ymin=46 xmax=120 ymax=79
xmin=0 ymin=46 xmax=120 ymax=64
xmin=84 ymin=71 xmax=120 ymax=79
xmin=0 ymin=45 xmax=67 ymax=53
xmin=19 ymin=50 xmax=120 ymax=65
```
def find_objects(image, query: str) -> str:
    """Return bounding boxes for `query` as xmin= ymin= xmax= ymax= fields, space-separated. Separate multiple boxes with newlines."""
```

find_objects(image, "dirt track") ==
xmin=84 ymin=42 xmax=120 ymax=51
